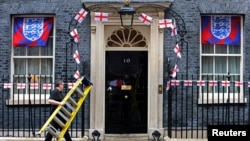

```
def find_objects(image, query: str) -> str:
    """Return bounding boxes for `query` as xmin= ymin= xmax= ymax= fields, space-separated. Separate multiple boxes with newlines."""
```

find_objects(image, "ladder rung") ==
xmin=68 ymin=97 xmax=78 ymax=107
xmin=53 ymin=116 xmax=65 ymax=128
xmin=65 ymin=102 xmax=75 ymax=112
xmin=61 ymin=106 xmax=72 ymax=117
xmin=57 ymin=111 xmax=69 ymax=122
xmin=47 ymin=124 xmax=60 ymax=138
xmin=76 ymin=87 xmax=84 ymax=96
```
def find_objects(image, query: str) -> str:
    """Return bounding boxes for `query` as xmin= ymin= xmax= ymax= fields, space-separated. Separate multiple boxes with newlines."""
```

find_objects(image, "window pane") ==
xmin=41 ymin=59 xmax=53 ymax=74
xmin=14 ymin=47 xmax=26 ymax=56
xmin=215 ymin=57 xmax=226 ymax=73
xmin=229 ymin=45 xmax=240 ymax=54
xmin=41 ymin=36 xmax=53 ymax=56
xmin=202 ymin=56 xmax=213 ymax=73
xmin=28 ymin=46 xmax=40 ymax=56
xmin=14 ymin=59 xmax=26 ymax=74
xmin=228 ymin=57 xmax=240 ymax=74
xmin=28 ymin=59 xmax=40 ymax=75
xmin=202 ymin=44 xmax=214 ymax=53
xmin=215 ymin=44 xmax=227 ymax=54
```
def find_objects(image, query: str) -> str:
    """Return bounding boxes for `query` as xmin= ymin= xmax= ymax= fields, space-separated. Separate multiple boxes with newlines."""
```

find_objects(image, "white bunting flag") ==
xmin=4 ymin=83 xmax=12 ymax=89
xmin=174 ymin=44 xmax=181 ymax=58
xmin=73 ymin=50 xmax=80 ymax=64
xmin=43 ymin=83 xmax=52 ymax=90
xmin=138 ymin=13 xmax=152 ymax=25
xmin=70 ymin=29 xmax=80 ymax=43
xmin=94 ymin=12 xmax=108 ymax=22
xmin=74 ymin=70 xmax=81 ymax=80
xmin=159 ymin=19 xmax=173 ymax=29
xmin=74 ymin=8 xmax=88 ymax=23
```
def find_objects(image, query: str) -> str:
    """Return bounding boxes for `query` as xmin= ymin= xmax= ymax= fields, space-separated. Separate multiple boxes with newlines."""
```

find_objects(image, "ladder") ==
xmin=37 ymin=76 xmax=93 ymax=141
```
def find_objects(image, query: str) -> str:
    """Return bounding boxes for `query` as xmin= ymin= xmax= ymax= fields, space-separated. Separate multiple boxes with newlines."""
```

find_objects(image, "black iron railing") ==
xmin=0 ymin=74 xmax=249 ymax=139
xmin=165 ymin=74 xmax=250 ymax=138
xmin=0 ymin=75 xmax=86 ymax=138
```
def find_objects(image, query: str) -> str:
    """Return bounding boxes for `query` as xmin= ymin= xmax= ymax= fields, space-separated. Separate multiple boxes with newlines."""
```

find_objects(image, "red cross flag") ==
xmin=74 ymin=70 xmax=81 ymax=80
xmin=184 ymin=80 xmax=192 ymax=86
xmin=166 ymin=81 xmax=171 ymax=91
xmin=171 ymin=80 xmax=180 ymax=86
xmin=159 ymin=19 xmax=173 ymax=29
xmin=235 ymin=81 xmax=243 ymax=87
xmin=197 ymin=80 xmax=205 ymax=87
xmin=70 ymin=29 xmax=80 ymax=43
xmin=68 ymin=83 xmax=75 ymax=89
xmin=171 ymin=64 xmax=179 ymax=78
xmin=94 ymin=12 xmax=108 ymax=22
xmin=221 ymin=81 xmax=230 ymax=87
xmin=17 ymin=83 xmax=26 ymax=89
xmin=30 ymin=83 xmax=39 ymax=89
xmin=43 ymin=83 xmax=51 ymax=90
xmin=138 ymin=13 xmax=152 ymax=25
xmin=171 ymin=19 xmax=177 ymax=36
xmin=209 ymin=81 xmax=217 ymax=86
xmin=174 ymin=44 xmax=181 ymax=58
xmin=4 ymin=83 xmax=12 ymax=89
xmin=73 ymin=50 xmax=80 ymax=64
xmin=74 ymin=8 xmax=88 ymax=23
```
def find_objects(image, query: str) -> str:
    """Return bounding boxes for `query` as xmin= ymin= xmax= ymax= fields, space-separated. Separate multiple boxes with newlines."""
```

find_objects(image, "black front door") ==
xmin=105 ymin=51 xmax=148 ymax=134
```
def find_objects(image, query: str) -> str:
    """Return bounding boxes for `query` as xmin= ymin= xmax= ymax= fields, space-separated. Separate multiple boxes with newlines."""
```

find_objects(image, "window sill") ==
xmin=6 ymin=94 xmax=50 ymax=105
xmin=198 ymin=93 xmax=247 ymax=104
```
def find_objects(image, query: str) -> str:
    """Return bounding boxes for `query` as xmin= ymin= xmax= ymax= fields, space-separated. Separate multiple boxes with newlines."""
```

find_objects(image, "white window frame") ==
xmin=8 ymin=15 xmax=55 ymax=105
xmin=199 ymin=15 xmax=247 ymax=104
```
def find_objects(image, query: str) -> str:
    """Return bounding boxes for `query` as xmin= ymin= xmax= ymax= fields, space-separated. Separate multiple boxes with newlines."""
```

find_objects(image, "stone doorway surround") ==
xmin=84 ymin=1 xmax=172 ymax=140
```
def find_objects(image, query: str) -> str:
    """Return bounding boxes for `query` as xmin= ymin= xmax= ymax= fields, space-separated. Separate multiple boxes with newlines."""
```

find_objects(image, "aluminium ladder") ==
xmin=37 ymin=76 xmax=93 ymax=141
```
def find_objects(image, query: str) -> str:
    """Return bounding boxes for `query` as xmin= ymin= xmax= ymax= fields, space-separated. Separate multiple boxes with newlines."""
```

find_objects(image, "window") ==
xmin=9 ymin=15 xmax=55 ymax=105
xmin=200 ymin=15 xmax=246 ymax=104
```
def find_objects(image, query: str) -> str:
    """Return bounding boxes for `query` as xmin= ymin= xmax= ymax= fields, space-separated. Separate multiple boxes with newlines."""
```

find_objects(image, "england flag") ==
xmin=70 ymin=29 xmax=80 ymax=43
xmin=74 ymin=70 xmax=81 ymax=80
xmin=94 ymin=12 xmax=108 ymax=22
xmin=159 ymin=19 xmax=173 ymax=29
xmin=174 ymin=44 xmax=181 ymax=58
xmin=138 ymin=13 xmax=152 ymax=25
xmin=74 ymin=8 xmax=88 ymax=23
xmin=73 ymin=50 xmax=80 ymax=64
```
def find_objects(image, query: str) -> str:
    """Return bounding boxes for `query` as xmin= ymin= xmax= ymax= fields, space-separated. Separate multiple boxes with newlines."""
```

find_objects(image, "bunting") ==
xmin=73 ymin=50 xmax=80 ymax=64
xmin=70 ymin=29 xmax=80 ymax=43
xmin=74 ymin=8 xmax=88 ymax=23
xmin=94 ymin=12 xmax=108 ymax=22
xmin=159 ymin=19 xmax=173 ymax=29
xmin=138 ymin=13 xmax=152 ymax=25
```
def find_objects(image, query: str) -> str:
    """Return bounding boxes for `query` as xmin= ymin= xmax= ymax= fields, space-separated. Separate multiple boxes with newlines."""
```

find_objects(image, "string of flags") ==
xmin=165 ymin=80 xmax=246 ymax=91
xmin=2 ymin=83 xmax=77 ymax=89
xmin=2 ymin=80 xmax=247 ymax=90
xmin=68 ymin=8 xmax=180 ymax=82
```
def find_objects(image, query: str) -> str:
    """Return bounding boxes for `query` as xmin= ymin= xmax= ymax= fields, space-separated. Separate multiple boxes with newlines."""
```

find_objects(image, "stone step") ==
xmin=103 ymin=134 xmax=150 ymax=141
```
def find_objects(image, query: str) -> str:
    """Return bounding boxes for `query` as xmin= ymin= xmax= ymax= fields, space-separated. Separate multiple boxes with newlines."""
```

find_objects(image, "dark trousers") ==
xmin=45 ymin=121 xmax=72 ymax=141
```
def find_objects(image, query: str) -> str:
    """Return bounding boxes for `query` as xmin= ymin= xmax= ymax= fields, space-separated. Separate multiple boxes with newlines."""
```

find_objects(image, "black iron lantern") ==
xmin=118 ymin=0 xmax=135 ymax=28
